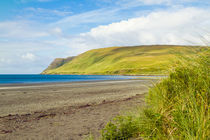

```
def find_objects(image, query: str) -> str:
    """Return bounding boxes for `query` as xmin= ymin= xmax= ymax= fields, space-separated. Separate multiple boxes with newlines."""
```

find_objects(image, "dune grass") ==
xmin=101 ymin=48 xmax=209 ymax=139
xmin=43 ymin=45 xmax=202 ymax=75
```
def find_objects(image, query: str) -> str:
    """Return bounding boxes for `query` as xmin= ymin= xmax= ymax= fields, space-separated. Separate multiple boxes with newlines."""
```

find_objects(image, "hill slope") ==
xmin=43 ymin=56 xmax=75 ymax=72
xmin=42 ymin=45 xmax=203 ymax=75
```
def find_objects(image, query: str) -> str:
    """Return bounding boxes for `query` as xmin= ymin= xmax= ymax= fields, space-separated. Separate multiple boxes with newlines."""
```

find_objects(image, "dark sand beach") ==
xmin=0 ymin=79 xmax=156 ymax=140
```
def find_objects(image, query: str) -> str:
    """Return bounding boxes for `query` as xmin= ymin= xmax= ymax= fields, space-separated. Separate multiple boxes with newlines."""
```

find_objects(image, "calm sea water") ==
xmin=0 ymin=74 xmax=139 ymax=84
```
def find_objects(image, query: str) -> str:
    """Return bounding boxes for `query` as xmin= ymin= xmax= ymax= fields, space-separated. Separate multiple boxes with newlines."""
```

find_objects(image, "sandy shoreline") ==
xmin=0 ymin=79 xmax=150 ymax=88
xmin=0 ymin=79 xmax=156 ymax=140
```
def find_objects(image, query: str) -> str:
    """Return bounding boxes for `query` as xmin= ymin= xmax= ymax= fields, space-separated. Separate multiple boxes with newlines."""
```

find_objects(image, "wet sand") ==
xmin=0 ymin=79 xmax=156 ymax=140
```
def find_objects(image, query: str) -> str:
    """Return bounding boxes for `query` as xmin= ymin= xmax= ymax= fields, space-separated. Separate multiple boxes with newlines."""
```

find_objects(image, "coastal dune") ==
xmin=0 ymin=79 xmax=155 ymax=140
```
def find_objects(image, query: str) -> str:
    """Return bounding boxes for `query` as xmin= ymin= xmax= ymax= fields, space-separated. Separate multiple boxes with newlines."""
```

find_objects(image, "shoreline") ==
xmin=0 ymin=79 xmax=156 ymax=139
xmin=0 ymin=77 xmax=160 ymax=88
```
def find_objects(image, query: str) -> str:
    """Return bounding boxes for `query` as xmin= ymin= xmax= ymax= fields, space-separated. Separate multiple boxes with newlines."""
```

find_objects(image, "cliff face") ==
xmin=42 ymin=45 xmax=205 ymax=75
xmin=42 ymin=56 xmax=75 ymax=73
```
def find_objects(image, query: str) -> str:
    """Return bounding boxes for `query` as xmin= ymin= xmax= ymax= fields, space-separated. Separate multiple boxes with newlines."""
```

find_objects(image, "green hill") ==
xmin=43 ymin=56 xmax=75 ymax=72
xmin=42 ymin=45 xmax=204 ymax=75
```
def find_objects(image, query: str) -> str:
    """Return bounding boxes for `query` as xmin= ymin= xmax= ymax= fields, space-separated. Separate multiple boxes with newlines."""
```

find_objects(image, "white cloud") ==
xmin=0 ymin=38 xmax=72 ymax=73
xmin=115 ymin=0 xmax=210 ymax=10
xmin=0 ymin=21 xmax=49 ymax=39
xmin=21 ymin=53 xmax=36 ymax=61
xmin=52 ymin=8 xmax=121 ymax=29
xmin=24 ymin=7 xmax=72 ymax=17
xmin=119 ymin=0 xmax=204 ymax=6
xmin=30 ymin=7 xmax=210 ymax=57
xmin=135 ymin=0 xmax=171 ymax=5
xmin=69 ymin=7 xmax=210 ymax=50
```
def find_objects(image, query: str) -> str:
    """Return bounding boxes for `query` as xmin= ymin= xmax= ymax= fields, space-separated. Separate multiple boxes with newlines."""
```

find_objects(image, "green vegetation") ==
xmin=43 ymin=56 xmax=75 ymax=72
xmin=101 ymin=48 xmax=209 ymax=139
xmin=42 ymin=45 xmax=202 ymax=75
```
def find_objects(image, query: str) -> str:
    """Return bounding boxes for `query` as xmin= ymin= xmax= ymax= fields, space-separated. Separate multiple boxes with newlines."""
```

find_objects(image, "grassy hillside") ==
xmin=42 ymin=45 xmax=203 ymax=75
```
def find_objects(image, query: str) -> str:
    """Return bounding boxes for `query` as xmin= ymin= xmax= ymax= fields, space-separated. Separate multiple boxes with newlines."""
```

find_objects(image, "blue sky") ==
xmin=0 ymin=0 xmax=210 ymax=74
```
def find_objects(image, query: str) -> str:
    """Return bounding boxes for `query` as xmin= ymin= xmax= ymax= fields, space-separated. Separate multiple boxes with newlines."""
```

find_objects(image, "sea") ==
xmin=0 ymin=74 xmax=140 ymax=84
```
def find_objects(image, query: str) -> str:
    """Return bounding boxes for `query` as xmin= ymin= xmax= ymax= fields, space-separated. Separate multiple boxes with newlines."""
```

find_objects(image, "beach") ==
xmin=0 ymin=79 xmax=155 ymax=140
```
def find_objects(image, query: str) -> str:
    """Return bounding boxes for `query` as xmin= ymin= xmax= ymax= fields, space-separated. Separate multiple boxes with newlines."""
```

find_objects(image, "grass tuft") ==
xmin=101 ymin=48 xmax=209 ymax=139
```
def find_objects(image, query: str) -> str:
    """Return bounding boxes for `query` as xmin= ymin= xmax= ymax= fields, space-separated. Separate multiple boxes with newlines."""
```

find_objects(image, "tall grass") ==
xmin=101 ymin=48 xmax=209 ymax=140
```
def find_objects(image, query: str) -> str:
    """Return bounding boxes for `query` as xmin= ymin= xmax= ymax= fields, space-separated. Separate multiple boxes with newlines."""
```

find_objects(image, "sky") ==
xmin=0 ymin=0 xmax=210 ymax=74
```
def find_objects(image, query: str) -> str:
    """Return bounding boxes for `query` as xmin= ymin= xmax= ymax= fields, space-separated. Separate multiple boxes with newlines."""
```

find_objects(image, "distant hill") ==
xmin=43 ymin=56 xmax=75 ymax=72
xmin=42 ymin=45 xmax=205 ymax=75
